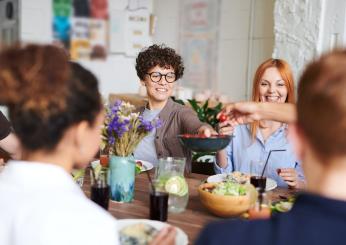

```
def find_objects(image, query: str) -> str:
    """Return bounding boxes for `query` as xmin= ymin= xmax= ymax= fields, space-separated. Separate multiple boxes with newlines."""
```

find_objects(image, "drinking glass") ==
xmin=250 ymin=175 xmax=267 ymax=190
xmin=72 ymin=168 xmax=86 ymax=187
xmin=248 ymin=190 xmax=271 ymax=219
xmin=90 ymin=167 xmax=110 ymax=210
xmin=149 ymin=179 xmax=169 ymax=221
xmin=99 ymin=147 xmax=109 ymax=167
xmin=249 ymin=160 xmax=266 ymax=176
xmin=156 ymin=157 xmax=189 ymax=213
xmin=250 ymin=160 xmax=267 ymax=191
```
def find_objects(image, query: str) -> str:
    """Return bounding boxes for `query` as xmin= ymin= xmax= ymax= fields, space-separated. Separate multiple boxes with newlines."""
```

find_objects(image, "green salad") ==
xmin=211 ymin=181 xmax=247 ymax=196
xmin=271 ymin=196 xmax=295 ymax=213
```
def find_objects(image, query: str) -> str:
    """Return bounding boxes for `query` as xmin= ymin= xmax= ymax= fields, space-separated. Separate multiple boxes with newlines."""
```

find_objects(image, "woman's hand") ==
xmin=277 ymin=168 xmax=304 ymax=189
xmin=218 ymin=102 xmax=261 ymax=125
xmin=217 ymin=120 xmax=236 ymax=135
xmin=198 ymin=125 xmax=217 ymax=137
xmin=150 ymin=226 xmax=176 ymax=245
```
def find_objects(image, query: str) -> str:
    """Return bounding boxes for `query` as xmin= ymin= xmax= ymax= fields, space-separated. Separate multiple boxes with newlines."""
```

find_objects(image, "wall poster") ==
xmin=53 ymin=0 xmax=109 ymax=60
xmin=179 ymin=0 xmax=220 ymax=91
xmin=109 ymin=0 xmax=152 ymax=56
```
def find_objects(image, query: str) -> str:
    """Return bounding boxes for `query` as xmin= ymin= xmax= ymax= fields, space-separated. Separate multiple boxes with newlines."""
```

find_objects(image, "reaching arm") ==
xmin=215 ymin=149 xmax=228 ymax=169
xmin=219 ymin=102 xmax=297 ymax=125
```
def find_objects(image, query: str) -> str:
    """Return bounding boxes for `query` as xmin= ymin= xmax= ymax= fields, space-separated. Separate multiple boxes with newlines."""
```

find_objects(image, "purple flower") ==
xmin=143 ymin=121 xmax=154 ymax=131
xmin=109 ymin=100 xmax=122 ymax=115
xmin=153 ymin=118 xmax=163 ymax=129
xmin=107 ymin=114 xmax=130 ymax=138
xmin=138 ymin=117 xmax=162 ymax=133
xmin=108 ymin=136 xmax=115 ymax=145
xmin=114 ymin=100 xmax=122 ymax=107
xmin=102 ymin=99 xmax=164 ymax=156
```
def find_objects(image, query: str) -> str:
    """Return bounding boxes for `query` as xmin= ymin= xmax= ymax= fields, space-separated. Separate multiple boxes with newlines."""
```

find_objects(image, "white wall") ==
xmin=318 ymin=0 xmax=346 ymax=53
xmin=153 ymin=0 xmax=275 ymax=102
xmin=273 ymin=0 xmax=346 ymax=81
xmin=21 ymin=0 xmax=52 ymax=43
xmin=273 ymin=0 xmax=324 ymax=81
xmin=152 ymin=0 xmax=180 ymax=49
xmin=217 ymin=0 xmax=274 ymax=101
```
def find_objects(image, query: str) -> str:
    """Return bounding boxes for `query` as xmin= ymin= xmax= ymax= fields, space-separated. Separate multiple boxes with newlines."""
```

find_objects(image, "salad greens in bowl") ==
xmin=198 ymin=181 xmax=257 ymax=217
xmin=211 ymin=181 xmax=248 ymax=196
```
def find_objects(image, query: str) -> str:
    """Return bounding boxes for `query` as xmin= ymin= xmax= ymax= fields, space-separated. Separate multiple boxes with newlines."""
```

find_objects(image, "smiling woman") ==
xmin=133 ymin=44 xmax=214 ymax=172
xmin=250 ymin=59 xmax=295 ymax=139
xmin=215 ymin=58 xmax=305 ymax=189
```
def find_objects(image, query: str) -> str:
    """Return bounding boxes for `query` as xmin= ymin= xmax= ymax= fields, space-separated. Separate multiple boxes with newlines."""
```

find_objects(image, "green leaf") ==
xmin=188 ymin=99 xmax=200 ymax=112
xmin=202 ymin=100 xmax=209 ymax=111
xmin=172 ymin=97 xmax=185 ymax=105
xmin=214 ymin=102 xmax=223 ymax=111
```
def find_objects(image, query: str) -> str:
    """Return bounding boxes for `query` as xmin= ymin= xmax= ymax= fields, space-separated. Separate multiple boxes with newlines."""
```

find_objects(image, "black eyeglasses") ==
xmin=146 ymin=72 xmax=176 ymax=83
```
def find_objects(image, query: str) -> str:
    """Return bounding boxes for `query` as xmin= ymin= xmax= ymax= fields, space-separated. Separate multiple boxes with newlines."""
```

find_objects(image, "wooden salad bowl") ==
xmin=198 ymin=182 xmax=257 ymax=217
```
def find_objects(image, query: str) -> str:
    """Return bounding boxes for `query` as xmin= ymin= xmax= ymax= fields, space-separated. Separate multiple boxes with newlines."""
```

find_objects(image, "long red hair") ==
xmin=250 ymin=58 xmax=295 ymax=139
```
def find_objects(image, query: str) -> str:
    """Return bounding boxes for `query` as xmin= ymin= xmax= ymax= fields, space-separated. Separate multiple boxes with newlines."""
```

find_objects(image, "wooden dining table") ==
xmin=83 ymin=170 xmax=297 ymax=244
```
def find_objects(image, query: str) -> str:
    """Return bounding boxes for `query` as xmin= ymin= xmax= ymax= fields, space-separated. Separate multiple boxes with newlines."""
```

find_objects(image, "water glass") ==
xmin=155 ymin=157 xmax=186 ymax=178
xmin=156 ymin=157 xmax=189 ymax=213
xmin=90 ymin=167 xmax=110 ymax=210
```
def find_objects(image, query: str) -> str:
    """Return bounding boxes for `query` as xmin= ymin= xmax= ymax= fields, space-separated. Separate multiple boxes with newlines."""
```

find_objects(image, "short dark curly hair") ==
xmin=135 ymin=44 xmax=184 ymax=81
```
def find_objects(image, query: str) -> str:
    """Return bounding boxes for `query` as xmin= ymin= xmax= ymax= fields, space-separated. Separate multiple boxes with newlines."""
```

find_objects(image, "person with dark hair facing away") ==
xmin=0 ymin=44 xmax=175 ymax=245
xmin=196 ymin=50 xmax=346 ymax=245
xmin=134 ymin=44 xmax=214 ymax=173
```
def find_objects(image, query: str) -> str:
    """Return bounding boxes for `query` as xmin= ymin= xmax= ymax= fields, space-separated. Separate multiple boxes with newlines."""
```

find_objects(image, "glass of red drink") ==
xmin=90 ymin=168 xmax=110 ymax=210
xmin=149 ymin=180 xmax=169 ymax=221
xmin=250 ymin=176 xmax=267 ymax=191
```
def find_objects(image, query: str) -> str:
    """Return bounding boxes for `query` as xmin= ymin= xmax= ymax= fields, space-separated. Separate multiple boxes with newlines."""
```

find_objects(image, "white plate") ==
xmin=136 ymin=160 xmax=154 ymax=172
xmin=117 ymin=219 xmax=188 ymax=245
xmin=92 ymin=159 xmax=153 ymax=172
xmin=207 ymin=173 xmax=277 ymax=191
xmin=91 ymin=159 xmax=101 ymax=168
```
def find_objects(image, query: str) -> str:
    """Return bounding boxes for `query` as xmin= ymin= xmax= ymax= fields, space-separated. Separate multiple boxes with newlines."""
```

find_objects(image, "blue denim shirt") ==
xmin=214 ymin=124 xmax=304 ymax=187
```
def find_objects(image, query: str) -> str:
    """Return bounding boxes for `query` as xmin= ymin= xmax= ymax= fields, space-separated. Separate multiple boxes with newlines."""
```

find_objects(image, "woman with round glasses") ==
xmin=134 ymin=44 xmax=213 ymax=173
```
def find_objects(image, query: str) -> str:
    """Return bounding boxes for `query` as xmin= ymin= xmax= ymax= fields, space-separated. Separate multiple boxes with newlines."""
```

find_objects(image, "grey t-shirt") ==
xmin=133 ymin=108 xmax=161 ymax=166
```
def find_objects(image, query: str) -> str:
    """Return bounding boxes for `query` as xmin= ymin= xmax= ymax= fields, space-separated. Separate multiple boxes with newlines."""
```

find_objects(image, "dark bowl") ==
xmin=178 ymin=134 xmax=233 ymax=153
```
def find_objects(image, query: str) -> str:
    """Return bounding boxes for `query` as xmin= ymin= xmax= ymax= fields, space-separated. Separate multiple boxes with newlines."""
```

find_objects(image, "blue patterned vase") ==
xmin=109 ymin=155 xmax=135 ymax=202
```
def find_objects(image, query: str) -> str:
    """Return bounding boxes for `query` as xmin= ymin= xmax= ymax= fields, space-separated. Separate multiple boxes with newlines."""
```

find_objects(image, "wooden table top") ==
xmin=83 ymin=170 xmax=297 ymax=244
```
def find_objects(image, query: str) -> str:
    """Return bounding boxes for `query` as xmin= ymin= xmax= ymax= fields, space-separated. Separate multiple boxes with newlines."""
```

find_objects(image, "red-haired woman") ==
xmin=215 ymin=59 xmax=305 ymax=189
